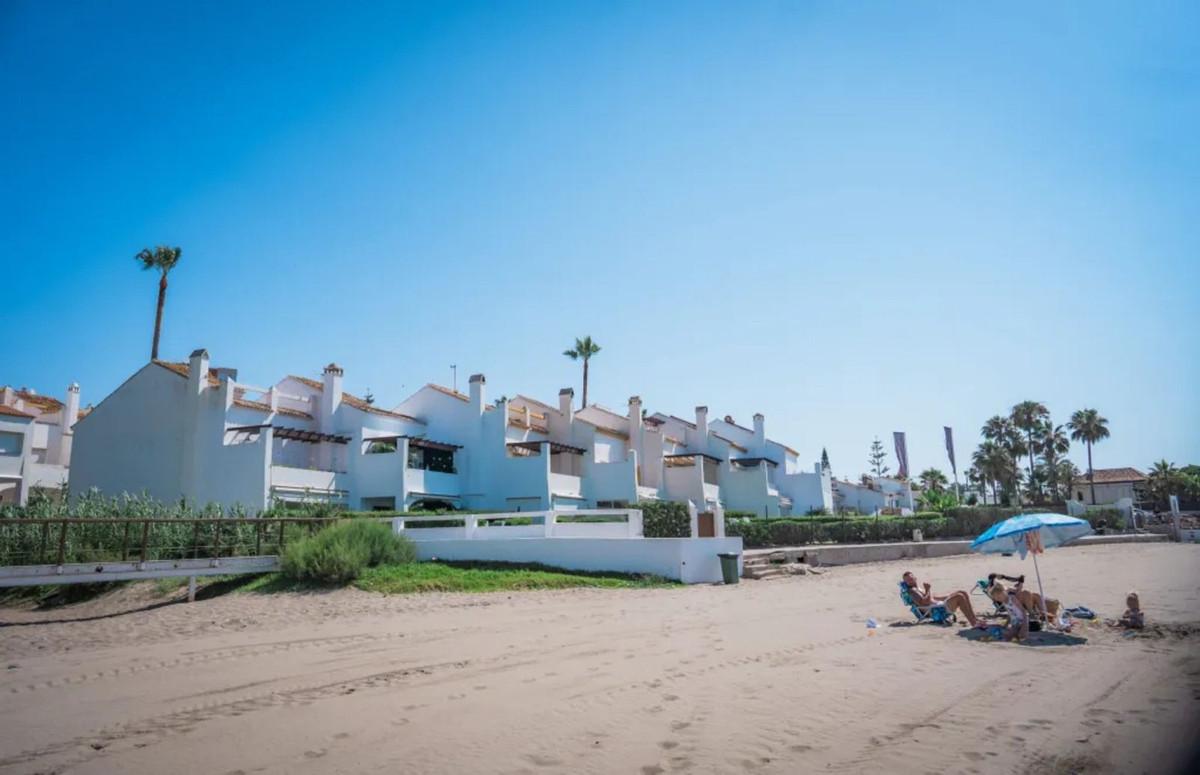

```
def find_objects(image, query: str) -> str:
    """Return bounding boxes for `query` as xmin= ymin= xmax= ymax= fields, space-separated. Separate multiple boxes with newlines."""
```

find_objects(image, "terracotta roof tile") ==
xmin=427 ymin=383 xmax=469 ymax=402
xmin=1073 ymin=467 xmax=1146 ymax=484
xmin=286 ymin=375 xmax=422 ymax=422
xmin=711 ymin=433 xmax=748 ymax=453
xmin=0 ymin=404 xmax=35 ymax=418
xmin=3 ymin=389 xmax=64 ymax=413
xmin=575 ymin=416 xmax=630 ymax=440
xmin=232 ymin=398 xmax=314 ymax=421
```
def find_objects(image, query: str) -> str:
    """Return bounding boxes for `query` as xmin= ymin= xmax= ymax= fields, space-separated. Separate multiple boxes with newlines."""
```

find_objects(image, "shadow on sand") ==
xmin=957 ymin=627 xmax=1088 ymax=647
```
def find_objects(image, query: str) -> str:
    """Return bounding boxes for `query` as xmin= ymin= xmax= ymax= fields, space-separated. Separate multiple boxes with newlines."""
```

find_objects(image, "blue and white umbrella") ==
xmin=971 ymin=513 xmax=1092 ymax=620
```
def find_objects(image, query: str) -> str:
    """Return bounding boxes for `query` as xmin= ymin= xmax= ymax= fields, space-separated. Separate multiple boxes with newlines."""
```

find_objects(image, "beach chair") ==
xmin=898 ymin=581 xmax=956 ymax=625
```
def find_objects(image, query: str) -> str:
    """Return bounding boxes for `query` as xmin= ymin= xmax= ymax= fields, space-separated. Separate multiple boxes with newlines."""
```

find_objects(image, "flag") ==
xmin=893 ymin=432 xmax=909 ymax=480
xmin=944 ymin=426 xmax=957 ymax=475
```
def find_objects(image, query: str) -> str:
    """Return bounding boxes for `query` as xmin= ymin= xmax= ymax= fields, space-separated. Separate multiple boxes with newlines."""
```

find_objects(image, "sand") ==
xmin=1 ymin=543 xmax=1198 ymax=775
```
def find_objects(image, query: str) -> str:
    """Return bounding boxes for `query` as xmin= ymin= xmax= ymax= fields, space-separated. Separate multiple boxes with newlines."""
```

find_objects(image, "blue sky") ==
xmin=2 ymin=1 xmax=1197 ymax=480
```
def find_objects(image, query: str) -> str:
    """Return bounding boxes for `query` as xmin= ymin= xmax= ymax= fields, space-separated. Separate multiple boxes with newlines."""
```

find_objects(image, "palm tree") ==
xmin=1056 ymin=460 xmax=1081 ymax=502
xmin=562 ymin=336 xmax=602 ymax=408
xmin=135 ymin=245 xmax=183 ymax=361
xmin=981 ymin=415 xmax=1026 ymax=505
xmin=972 ymin=441 xmax=1013 ymax=505
xmin=918 ymin=467 xmax=949 ymax=493
xmin=1145 ymin=459 xmax=1181 ymax=507
xmin=1067 ymin=408 xmax=1110 ymax=504
xmin=1011 ymin=401 xmax=1050 ymax=497
xmin=1038 ymin=423 xmax=1070 ymax=503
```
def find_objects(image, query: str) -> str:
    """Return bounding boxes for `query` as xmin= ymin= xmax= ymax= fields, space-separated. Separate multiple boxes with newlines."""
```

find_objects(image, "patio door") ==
xmin=697 ymin=511 xmax=716 ymax=538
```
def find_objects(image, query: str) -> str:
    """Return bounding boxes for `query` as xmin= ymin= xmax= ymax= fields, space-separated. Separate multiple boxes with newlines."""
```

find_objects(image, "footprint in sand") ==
xmin=303 ymin=749 xmax=326 ymax=759
xmin=641 ymin=766 xmax=665 ymax=775
xmin=659 ymin=741 xmax=680 ymax=750
xmin=671 ymin=721 xmax=691 ymax=731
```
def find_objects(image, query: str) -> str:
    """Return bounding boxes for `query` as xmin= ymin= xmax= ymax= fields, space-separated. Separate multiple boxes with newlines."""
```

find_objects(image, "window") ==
xmin=407 ymin=446 xmax=455 ymax=474
xmin=0 ymin=431 xmax=23 ymax=457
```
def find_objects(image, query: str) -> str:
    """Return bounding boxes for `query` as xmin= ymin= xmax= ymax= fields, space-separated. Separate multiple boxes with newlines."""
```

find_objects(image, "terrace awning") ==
xmin=365 ymin=434 xmax=462 ymax=451
xmin=228 ymin=424 xmax=350 ymax=444
xmin=663 ymin=452 xmax=723 ymax=464
xmin=732 ymin=457 xmax=778 ymax=468
xmin=507 ymin=440 xmax=586 ymax=455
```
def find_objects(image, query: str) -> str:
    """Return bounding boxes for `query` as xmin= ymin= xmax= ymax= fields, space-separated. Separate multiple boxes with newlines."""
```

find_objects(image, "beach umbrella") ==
xmin=970 ymin=513 xmax=1092 ymax=619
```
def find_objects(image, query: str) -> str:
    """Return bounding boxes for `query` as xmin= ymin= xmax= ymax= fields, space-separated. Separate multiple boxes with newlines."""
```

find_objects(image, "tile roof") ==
xmin=575 ymin=415 xmax=629 ymax=440
xmin=711 ymin=433 xmax=748 ymax=453
xmin=2 ymin=388 xmax=65 ymax=413
xmin=1073 ymin=467 xmax=1146 ymax=484
xmin=0 ymin=404 xmax=35 ymax=418
xmin=154 ymin=360 xmax=221 ymax=386
xmin=286 ymin=375 xmax=422 ymax=422
xmin=427 ymin=383 xmax=469 ymax=402
xmin=513 ymin=394 xmax=558 ymax=413
xmin=232 ymin=398 xmax=314 ymax=421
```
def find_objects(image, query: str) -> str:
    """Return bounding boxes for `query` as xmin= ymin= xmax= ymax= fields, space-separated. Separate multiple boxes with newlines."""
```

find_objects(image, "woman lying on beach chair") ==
xmin=979 ymin=574 xmax=1060 ymax=626
xmin=900 ymin=571 xmax=982 ymax=626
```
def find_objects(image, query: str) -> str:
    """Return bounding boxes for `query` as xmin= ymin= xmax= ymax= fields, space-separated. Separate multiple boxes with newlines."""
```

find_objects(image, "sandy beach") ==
xmin=1 ymin=543 xmax=1197 ymax=775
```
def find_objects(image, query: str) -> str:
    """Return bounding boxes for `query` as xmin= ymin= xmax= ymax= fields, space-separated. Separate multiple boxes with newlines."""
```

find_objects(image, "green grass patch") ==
xmin=354 ymin=561 xmax=675 ymax=594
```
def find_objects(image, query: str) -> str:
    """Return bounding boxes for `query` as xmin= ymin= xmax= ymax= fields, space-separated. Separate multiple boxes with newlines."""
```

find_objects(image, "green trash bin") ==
xmin=717 ymin=552 xmax=740 ymax=585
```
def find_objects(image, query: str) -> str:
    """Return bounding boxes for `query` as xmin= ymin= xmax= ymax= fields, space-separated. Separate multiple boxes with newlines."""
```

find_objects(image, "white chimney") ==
xmin=468 ymin=373 xmax=486 ymax=415
xmin=188 ymin=349 xmax=210 ymax=396
xmin=63 ymin=383 xmax=81 ymax=432
xmin=694 ymin=405 xmax=709 ymax=444
xmin=1 ymin=386 xmax=13 ymax=407
xmin=559 ymin=388 xmax=574 ymax=421
xmin=322 ymin=363 xmax=344 ymax=421
xmin=753 ymin=413 xmax=766 ymax=452
xmin=628 ymin=396 xmax=642 ymax=430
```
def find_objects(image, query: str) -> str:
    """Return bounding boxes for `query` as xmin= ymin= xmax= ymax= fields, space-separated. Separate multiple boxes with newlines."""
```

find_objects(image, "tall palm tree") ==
xmin=972 ymin=441 xmax=1012 ymax=505
xmin=135 ymin=245 xmax=183 ymax=361
xmin=562 ymin=336 xmax=601 ymax=408
xmin=1067 ymin=408 xmax=1110 ymax=504
xmin=1038 ymin=423 xmax=1070 ymax=503
xmin=1011 ymin=401 xmax=1050 ymax=496
xmin=981 ymin=415 xmax=1025 ymax=505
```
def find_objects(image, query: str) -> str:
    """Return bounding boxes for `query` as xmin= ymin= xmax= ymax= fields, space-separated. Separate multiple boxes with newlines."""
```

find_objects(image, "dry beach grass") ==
xmin=1 ymin=543 xmax=1198 ymax=774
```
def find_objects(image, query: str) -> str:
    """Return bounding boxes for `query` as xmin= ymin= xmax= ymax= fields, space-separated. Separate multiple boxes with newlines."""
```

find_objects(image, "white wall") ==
xmin=71 ymin=364 xmax=188 ymax=504
xmin=408 ymin=536 xmax=743 ymax=584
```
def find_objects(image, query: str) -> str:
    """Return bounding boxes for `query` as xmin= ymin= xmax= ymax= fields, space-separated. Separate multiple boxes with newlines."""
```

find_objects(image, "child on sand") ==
xmin=1119 ymin=591 xmax=1144 ymax=629
xmin=988 ymin=582 xmax=1029 ymax=641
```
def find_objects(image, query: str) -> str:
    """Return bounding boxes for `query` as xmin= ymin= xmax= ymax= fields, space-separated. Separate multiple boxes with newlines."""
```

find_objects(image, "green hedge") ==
xmin=638 ymin=501 xmax=691 ymax=538
xmin=725 ymin=506 xmax=1075 ymax=548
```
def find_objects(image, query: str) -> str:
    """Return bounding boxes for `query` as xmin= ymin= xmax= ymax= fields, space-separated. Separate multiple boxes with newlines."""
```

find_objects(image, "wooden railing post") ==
xmin=213 ymin=520 xmax=222 ymax=559
xmin=255 ymin=520 xmax=262 ymax=556
xmin=56 ymin=519 xmax=68 ymax=565
xmin=139 ymin=519 xmax=150 ymax=563
xmin=192 ymin=520 xmax=202 ymax=559
xmin=39 ymin=521 xmax=49 ymax=564
xmin=278 ymin=519 xmax=285 ymax=553
xmin=121 ymin=520 xmax=131 ymax=561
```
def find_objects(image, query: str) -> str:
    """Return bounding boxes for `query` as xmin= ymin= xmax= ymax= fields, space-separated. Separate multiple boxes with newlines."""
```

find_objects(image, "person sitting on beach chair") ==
xmin=988 ymin=581 xmax=1030 ymax=641
xmin=982 ymin=574 xmax=1060 ymax=625
xmin=900 ymin=571 xmax=981 ymax=626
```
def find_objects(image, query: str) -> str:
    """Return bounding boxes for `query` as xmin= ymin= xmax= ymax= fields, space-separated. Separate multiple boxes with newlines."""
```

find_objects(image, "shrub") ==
xmin=638 ymin=501 xmax=690 ymax=538
xmin=282 ymin=520 xmax=415 ymax=584
xmin=1083 ymin=508 xmax=1125 ymax=531
xmin=724 ymin=510 xmax=757 ymax=520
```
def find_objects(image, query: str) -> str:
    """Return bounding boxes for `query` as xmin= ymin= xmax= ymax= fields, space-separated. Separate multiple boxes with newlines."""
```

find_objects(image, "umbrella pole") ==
xmin=1031 ymin=548 xmax=1050 ymax=625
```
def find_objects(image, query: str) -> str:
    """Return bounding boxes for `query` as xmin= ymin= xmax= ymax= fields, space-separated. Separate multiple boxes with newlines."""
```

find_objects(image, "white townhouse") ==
xmin=643 ymin=408 xmax=833 ymax=517
xmin=393 ymin=377 xmax=641 ymax=512
xmin=832 ymin=475 xmax=916 ymax=515
xmin=0 ymin=383 xmax=85 ymax=504
xmin=71 ymin=350 xmax=445 ymax=511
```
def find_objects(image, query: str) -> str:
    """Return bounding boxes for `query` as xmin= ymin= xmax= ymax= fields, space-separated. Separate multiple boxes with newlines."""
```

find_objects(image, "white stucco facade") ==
xmin=0 ymin=383 xmax=83 ymax=504
xmin=832 ymin=476 xmax=916 ymax=515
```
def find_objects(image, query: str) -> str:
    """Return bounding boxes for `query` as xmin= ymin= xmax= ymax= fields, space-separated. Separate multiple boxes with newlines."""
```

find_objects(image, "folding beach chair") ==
xmin=898 ymin=581 xmax=956 ymax=625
